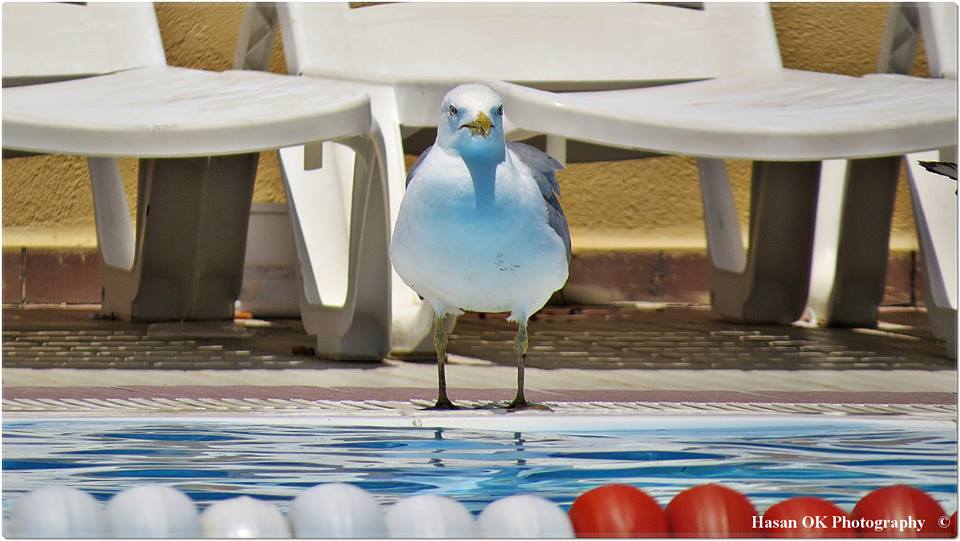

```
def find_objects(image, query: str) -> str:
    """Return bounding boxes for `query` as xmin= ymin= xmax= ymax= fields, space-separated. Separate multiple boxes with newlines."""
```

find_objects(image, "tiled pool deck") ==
xmin=2 ymin=304 xmax=956 ymax=419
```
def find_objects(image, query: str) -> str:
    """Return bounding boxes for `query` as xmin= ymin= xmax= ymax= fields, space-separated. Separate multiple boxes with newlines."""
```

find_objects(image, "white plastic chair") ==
xmin=266 ymin=3 xmax=956 ymax=359
xmin=898 ymin=3 xmax=957 ymax=358
xmin=806 ymin=4 xmax=957 ymax=359
xmin=2 ymin=3 xmax=389 ymax=352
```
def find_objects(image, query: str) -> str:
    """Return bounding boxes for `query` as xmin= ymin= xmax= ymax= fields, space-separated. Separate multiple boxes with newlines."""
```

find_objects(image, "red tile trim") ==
xmin=2 ymin=249 xmax=24 ymax=304
xmin=2 ymin=248 xmax=922 ymax=307
xmin=21 ymin=249 xmax=100 ymax=304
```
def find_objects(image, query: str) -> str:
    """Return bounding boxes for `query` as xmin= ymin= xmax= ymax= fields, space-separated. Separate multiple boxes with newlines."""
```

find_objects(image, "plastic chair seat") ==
xmin=3 ymin=65 xmax=372 ymax=158
xmin=495 ymin=70 xmax=957 ymax=161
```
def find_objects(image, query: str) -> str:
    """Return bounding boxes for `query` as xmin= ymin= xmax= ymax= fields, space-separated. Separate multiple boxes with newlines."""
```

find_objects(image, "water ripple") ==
xmin=2 ymin=419 xmax=956 ymax=517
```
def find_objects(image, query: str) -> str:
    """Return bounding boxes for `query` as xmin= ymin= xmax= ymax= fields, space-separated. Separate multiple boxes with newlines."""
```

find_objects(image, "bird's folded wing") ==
xmin=507 ymin=141 xmax=571 ymax=261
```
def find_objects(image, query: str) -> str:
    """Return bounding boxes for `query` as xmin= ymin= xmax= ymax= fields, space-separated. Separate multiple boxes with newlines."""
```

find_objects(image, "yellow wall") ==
xmin=2 ymin=3 xmax=928 ymax=251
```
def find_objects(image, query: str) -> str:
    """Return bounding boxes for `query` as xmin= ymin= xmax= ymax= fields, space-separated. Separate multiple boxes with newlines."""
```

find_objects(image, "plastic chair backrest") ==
xmin=2 ymin=2 xmax=166 ymax=85
xmin=919 ymin=2 xmax=958 ymax=80
xmin=278 ymin=2 xmax=782 ymax=87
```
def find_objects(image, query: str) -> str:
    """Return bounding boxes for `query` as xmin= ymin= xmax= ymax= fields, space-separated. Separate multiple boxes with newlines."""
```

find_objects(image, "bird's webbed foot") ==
xmin=505 ymin=398 xmax=551 ymax=412
xmin=424 ymin=396 xmax=459 ymax=410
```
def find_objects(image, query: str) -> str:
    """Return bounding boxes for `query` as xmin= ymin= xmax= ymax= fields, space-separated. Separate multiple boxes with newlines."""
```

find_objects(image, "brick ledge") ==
xmin=3 ymin=247 xmax=922 ymax=307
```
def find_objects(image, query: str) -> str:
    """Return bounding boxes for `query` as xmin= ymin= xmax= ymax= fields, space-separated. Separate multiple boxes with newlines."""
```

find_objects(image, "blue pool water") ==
xmin=3 ymin=417 xmax=957 ymax=518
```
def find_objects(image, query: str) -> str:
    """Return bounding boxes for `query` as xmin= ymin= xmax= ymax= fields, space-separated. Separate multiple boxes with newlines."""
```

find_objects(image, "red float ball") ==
xmin=568 ymin=484 xmax=668 ymax=538
xmin=762 ymin=497 xmax=855 ymax=538
xmin=665 ymin=484 xmax=760 ymax=538
xmin=851 ymin=485 xmax=950 ymax=538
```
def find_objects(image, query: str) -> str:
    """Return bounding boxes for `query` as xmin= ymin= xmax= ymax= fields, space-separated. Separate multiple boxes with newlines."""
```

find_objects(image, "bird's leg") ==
xmin=427 ymin=314 xmax=457 ymax=410
xmin=509 ymin=321 xmax=528 ymax=408
xmin=505 ymin=320 xmax=527 ymax=409
xmin=507 ymin=320 xmax=551 ymax=411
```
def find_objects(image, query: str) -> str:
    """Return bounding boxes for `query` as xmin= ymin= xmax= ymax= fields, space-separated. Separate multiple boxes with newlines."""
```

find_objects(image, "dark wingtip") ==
xmin=918 ymin=161 xmax=958 ymax=180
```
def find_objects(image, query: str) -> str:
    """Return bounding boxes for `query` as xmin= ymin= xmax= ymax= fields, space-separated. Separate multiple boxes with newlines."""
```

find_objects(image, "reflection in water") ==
xmin=515 ymin=432 xmax=527 ymax=467
xmin=2 ymin=420 xmax=956 ymax=518
xmin=429 ymin=429 xmax=445 ymax=468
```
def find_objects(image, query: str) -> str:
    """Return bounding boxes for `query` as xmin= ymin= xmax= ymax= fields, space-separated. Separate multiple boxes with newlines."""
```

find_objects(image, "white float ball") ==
xmin=385 ymin=494 xmax=476 ymax=538
xmin=200 ymin=496 xmax=291 ymax=538
xmin=107 ymin=484 xmax=201 ymax=538
xmin=478 ymin=494 xmax=574 ymax=538
xmin=9 ymin=486 xmax=108 ymax=538
xmin=288 ymin=483 xmax=386 ymax=538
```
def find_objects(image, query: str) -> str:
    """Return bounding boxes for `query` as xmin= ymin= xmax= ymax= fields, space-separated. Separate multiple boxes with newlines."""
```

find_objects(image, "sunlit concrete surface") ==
xmin=4 ymin=305 xmax=954 ymax=413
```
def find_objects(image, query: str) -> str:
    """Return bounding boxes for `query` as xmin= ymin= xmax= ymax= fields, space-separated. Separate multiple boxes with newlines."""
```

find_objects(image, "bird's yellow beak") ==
xmin=461 ymin=111 xmax=493 ymax=138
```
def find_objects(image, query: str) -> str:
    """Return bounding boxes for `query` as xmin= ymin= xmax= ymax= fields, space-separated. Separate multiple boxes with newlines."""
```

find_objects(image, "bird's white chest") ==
xmin=391 ymin=153 xmax=568 ymax=314
xmin=395 ymin=157 xmax=541 ymax=265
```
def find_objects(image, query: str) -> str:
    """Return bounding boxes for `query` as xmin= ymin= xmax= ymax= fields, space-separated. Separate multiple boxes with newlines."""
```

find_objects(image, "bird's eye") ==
xmin=496 ymin=105 xmax=503 ymax=116
xmin=448 ymin=105 xmax=459 ymax=117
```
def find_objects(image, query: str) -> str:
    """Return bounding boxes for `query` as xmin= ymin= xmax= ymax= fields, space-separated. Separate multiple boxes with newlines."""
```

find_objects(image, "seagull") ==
xmin=390 ymin=84 xmax=571 ymax=410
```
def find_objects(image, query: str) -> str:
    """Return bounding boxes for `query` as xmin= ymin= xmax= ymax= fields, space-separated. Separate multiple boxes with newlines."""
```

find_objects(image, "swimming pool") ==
xmin=3 ymin=416 xmax=956 ymax=519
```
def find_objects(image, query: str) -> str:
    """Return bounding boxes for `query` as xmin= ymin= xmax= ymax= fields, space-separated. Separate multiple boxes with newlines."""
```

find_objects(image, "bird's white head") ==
xmin=436 ymin=84 xmax=505 ymax=162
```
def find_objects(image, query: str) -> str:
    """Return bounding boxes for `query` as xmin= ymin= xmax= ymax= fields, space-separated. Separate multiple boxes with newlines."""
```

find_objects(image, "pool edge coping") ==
xmin=3 ymin=399 xmax=956 ymax=431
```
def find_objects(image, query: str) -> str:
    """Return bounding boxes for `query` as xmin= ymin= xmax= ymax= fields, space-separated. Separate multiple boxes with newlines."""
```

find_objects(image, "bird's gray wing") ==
xmin=507 ymin=141 xmax=571 ymax=261
xmin=919 ymin=160 xmax=958 ymax=181
xmin=406 ymin=144 xmax=433 ymax=186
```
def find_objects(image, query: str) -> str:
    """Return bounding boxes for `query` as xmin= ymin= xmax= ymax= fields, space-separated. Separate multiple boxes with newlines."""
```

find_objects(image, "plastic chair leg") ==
xmin=279 ymin=110 xmax=440 ymax=360
xmin=368 ymin=88 xmax=440 ymax=358
xmin=806 ymin=160 xmax=847 ymax=325
xmin=281 ymin=135 xmax=389 ymax=360
xmin=700 ymin=159 xmax=820 ymax=324
xmin=89 ymin=158 xmax=134 ymax=272
xmin=905 ymin=149 xmax=957 ymax=359
xmin=94 ymin=154 xmax=258 ymax=321
xmin=278 ymin=88 xmax=444 ymax=360
xmin=810 ymin=157 xmax=900 ymax=326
